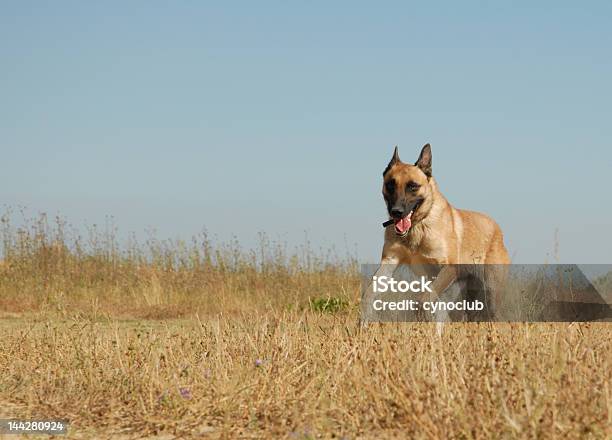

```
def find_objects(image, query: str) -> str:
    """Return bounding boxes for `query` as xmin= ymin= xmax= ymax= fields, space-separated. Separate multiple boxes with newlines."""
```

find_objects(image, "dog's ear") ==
xmin=415 ymin=143 xmax=432 ymax=177
xmin=383 ymin=146 xmax=400 ymax=176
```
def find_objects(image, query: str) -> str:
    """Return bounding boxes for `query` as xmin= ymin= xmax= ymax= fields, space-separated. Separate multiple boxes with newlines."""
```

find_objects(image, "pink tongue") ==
xmin=394 ymin=212 xmax=413 ymax=234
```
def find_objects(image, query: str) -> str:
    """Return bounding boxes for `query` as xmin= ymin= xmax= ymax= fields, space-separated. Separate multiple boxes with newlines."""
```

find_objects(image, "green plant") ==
xmin=309 ymin=296 xmax=349 ymax=314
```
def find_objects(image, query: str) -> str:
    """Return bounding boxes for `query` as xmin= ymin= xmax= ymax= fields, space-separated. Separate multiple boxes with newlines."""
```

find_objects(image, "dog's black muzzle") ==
xmin=382 ymin=198 xmax=423 ymax=228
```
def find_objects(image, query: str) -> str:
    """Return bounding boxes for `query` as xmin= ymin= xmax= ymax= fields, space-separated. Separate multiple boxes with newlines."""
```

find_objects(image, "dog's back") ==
xmin=454 ymin=208 xmax=510 ymax=265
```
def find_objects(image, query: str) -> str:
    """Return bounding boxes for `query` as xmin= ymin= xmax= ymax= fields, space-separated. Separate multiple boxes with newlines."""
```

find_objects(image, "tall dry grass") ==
xmin=0 ymin=211 xmax=357 ymax=320
xmin=0 ymin=211 xmax=610 ymax=439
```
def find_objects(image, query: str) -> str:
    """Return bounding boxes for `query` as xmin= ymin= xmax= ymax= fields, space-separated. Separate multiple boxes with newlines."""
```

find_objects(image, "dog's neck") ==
xmin=403 ymin=177 xmax=451 ymax=251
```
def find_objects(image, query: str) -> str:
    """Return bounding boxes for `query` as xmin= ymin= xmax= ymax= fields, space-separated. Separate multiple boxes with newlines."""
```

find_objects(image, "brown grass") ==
xmin=0 ymin=212 xmax=610 ymax=439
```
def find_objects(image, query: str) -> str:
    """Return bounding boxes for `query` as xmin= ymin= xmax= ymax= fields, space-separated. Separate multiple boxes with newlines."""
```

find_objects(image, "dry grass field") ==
xmin=0 ymin=213 xmax=610 ymax=439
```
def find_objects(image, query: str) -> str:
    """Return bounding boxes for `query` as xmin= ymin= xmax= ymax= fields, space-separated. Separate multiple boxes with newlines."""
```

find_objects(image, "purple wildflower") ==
xmin=179 ymin=387 xmax=192 ymax=400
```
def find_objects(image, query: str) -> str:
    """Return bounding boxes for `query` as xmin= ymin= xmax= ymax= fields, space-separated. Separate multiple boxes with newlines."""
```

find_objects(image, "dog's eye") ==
xmin=385 ymin=180 xmax=396 ymax=193
xmin=406 ymin=181 xmax=420 ymax=192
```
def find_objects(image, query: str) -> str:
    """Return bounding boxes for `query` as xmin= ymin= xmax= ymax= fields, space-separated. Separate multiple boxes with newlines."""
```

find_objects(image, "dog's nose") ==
xmin=390 ymin=208 xmax=404 ymax=218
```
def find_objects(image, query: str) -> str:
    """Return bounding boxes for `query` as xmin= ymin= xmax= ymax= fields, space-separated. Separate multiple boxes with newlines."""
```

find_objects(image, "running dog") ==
xmin=367 ymin=144 xmax=510 ymax=322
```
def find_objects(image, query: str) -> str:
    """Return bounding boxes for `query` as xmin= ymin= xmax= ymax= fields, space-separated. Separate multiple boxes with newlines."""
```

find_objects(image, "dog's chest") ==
xmin=408 ymin=246 xmax=449 ymax=265
xmin=405 ymin=252 xmax=442 ymax=266
xmin=404 ymin=229 xmax=451 ymax=264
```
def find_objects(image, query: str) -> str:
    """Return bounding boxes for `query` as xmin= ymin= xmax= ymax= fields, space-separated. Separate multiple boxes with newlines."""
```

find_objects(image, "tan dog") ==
xmin=373 ymin=144 xmax=510 ymax=321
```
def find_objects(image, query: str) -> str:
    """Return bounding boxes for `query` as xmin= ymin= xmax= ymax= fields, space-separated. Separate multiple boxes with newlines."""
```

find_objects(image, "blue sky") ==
xmin=1 ymin=1 xmax=611 ymax=263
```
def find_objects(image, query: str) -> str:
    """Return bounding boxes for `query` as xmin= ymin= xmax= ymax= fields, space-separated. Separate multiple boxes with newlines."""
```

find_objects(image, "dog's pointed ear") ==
xmin=415 ymin=143 xmax=432 ymax=177
xmin=383 ymin=146 xmax=400 ymax=176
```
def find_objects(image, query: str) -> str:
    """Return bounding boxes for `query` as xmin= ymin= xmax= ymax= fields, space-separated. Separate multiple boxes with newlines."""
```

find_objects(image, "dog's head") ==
xmin=382 ymin=144 xmax=433 ymax=237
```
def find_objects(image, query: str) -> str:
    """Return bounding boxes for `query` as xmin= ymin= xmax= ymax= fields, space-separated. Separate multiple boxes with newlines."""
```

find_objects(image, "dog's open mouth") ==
xmin=382 ymin=199 xmax=422 ymax=235
xmin=394 ymin=211 xmax=413 ymax=236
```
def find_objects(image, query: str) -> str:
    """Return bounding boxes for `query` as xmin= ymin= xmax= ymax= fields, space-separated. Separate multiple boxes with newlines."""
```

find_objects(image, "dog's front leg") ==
xmin=426 ymin=265 xmax=458 ymax=302
xmin=360 ymin=256 xmax=399 ymax=327
xmin=422 ymin=265 xmax=459 ymax=335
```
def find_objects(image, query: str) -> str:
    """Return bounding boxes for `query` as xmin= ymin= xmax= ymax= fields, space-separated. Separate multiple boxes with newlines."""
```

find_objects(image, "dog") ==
xmin=366 ymin=144 xmax=510 ymax=324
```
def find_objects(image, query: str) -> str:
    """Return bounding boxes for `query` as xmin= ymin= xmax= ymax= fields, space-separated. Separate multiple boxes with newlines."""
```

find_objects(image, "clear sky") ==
xmin=1 ymin=1 xmax=611 ymax=263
